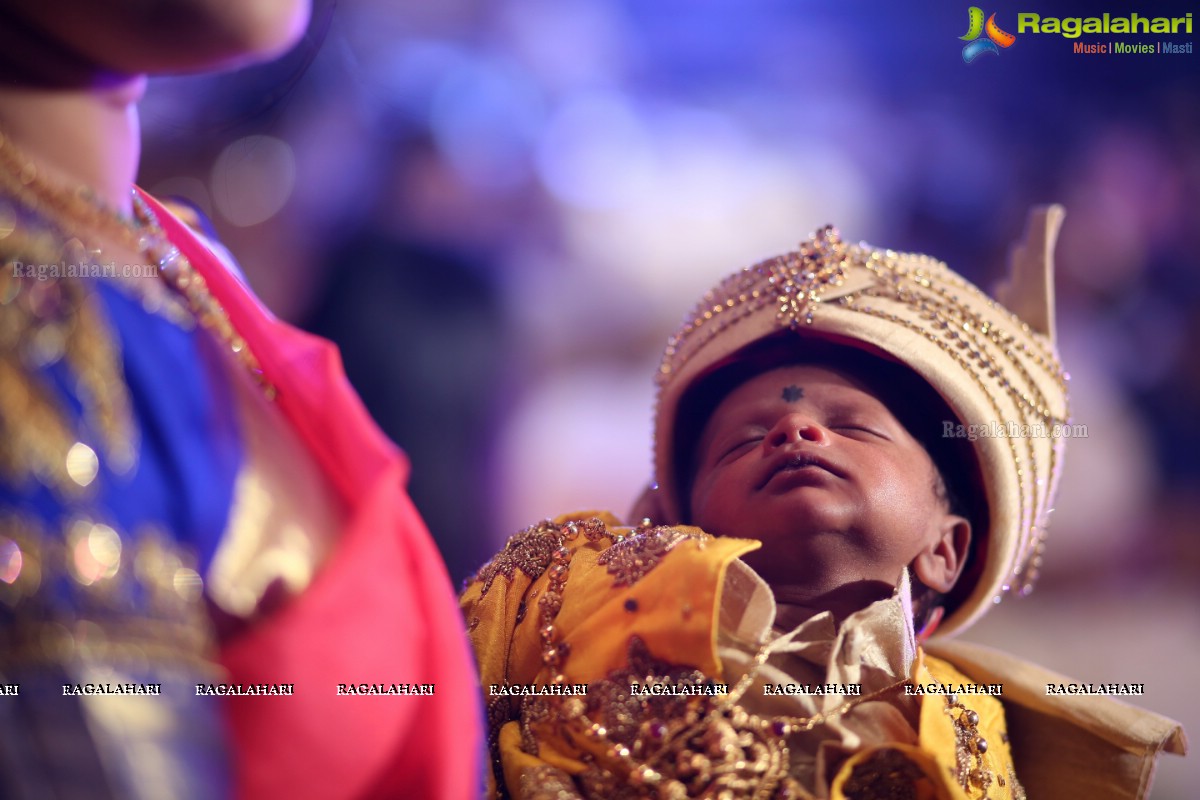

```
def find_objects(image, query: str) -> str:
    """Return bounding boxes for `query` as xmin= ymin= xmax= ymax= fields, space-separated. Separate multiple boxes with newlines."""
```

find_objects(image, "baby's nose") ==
xmin=766 ymin=413 xmax=829 ymax=449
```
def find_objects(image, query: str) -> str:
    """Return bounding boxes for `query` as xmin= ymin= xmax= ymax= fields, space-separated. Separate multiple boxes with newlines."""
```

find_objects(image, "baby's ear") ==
xmin=912 ymin=514 xmax=971 ymax=594
xmin=626 ymin=483 xmax=676 ymax=526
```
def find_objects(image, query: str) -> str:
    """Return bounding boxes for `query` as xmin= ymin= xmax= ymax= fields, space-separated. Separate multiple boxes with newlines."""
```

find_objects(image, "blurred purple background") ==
xmin=137 ymin=2 xmax=1199 ymax=793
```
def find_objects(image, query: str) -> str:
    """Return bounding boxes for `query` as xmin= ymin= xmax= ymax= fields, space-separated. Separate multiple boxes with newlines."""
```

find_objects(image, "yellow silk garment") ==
xmin=461 ymin=512 xmax=1028 ymax=799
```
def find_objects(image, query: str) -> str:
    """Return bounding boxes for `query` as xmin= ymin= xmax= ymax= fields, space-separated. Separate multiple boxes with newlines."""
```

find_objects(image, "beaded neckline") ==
xmin=0 ymin=128 xmax=275 ymax=400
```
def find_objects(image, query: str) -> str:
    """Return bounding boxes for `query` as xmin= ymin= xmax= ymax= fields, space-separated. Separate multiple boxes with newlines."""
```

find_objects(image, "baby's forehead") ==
xmin=712 ymin=363 xmax=888 ymax=416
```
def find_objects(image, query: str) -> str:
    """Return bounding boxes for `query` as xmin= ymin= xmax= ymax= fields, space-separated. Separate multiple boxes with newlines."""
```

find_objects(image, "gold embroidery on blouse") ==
xmin=471 ymin=519 xmax=563 ymax=600
xmin=596 ymin=527 xmax=705 ymax=588
xmin=470 ymin=517 xmax=612 ymax=600
xmin=0 ymin=511 xmax=218 ymax=671
xmin=0 ymin=269 xmax=138 ymax=498
xmin=518 ymin=764 xmax=583 ymax=800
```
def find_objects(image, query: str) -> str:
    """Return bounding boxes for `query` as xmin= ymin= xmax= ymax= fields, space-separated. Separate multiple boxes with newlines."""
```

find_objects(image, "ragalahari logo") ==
xmin=960 ymin=7 xmax=1016 ymax=62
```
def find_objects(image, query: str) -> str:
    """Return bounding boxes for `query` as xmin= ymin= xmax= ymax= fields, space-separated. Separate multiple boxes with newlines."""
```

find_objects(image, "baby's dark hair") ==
xmin=672 ymin=333 xmax=984 ymax=630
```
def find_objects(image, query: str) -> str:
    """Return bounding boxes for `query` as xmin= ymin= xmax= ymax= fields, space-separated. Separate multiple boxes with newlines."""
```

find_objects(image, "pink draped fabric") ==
xmin=138 ymin=189 xmax=483 ymax=800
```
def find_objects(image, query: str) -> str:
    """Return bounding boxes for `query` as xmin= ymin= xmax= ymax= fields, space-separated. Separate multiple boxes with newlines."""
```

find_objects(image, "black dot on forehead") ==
xmin=781 ymin=385 xmax=804 ymax=402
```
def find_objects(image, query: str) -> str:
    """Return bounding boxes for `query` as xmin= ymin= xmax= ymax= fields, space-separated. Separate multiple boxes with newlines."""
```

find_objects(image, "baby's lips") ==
xmin=758 ymin=450 xmax=843 ymax=490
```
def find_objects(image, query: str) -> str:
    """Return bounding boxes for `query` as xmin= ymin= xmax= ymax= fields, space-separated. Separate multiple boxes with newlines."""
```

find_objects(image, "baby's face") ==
xmin=689 ymin=363 xmax=960 ymax=596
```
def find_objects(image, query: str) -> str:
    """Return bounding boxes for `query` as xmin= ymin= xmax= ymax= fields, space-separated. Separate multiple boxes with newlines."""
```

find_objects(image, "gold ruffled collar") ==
xmin=717 ymin=564 xmax=923 ymax=797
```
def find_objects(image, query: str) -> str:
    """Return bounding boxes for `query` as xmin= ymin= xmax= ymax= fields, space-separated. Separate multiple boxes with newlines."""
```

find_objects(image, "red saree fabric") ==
xmin=138 ymin=189 xmax=483 ymax=800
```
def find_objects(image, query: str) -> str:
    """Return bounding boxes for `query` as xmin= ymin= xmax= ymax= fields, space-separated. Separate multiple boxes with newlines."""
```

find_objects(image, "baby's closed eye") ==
xmin=829 ymin=421 xmax=890 ymax=440
xmin=718 ymin=436 xmax=763 ymax=462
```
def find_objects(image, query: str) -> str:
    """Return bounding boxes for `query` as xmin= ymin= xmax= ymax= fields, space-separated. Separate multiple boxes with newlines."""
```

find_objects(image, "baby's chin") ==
xmin=743 ymin=494 xmax=855 ymax=542
xmin=735 ymin=524 xmax=904 ymax=595
xmin=735 ymin=533 xmax=846 ymax=589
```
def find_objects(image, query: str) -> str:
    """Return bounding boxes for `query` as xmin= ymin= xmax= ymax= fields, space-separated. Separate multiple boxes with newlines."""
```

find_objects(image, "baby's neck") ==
xmin=771 ymin=579 xmax=895 ymax=631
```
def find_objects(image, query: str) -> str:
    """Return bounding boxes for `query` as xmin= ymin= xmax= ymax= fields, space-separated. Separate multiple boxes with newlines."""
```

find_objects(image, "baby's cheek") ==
xmin=688 ymin=486 xmax=717 ymax=532
xmin=691 ymin=481 xmax=743 ymax=536
xmin=866 ymin=472 xmax=935 ymax=537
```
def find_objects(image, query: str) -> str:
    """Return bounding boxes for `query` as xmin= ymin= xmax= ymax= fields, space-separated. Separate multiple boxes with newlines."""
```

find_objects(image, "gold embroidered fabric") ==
xmin=1 ymin=146 xmax=335 ymax=645
xmin=0 ymin=167 xmax=216 ymax=668
xmin=462 ymin=513 xmax=1030 ymax=799
xmin=597 ymin=526 xmax=705 ymax=587
xmin=718 ymin=569 xmax=924 ymax=796
xmin=0 ymin=249 xmax=140 ymax=499
xmin=0 ymin=511 xmax=219 ymax=670
xmin=926 ymin=640 xmax=1187 ymax=800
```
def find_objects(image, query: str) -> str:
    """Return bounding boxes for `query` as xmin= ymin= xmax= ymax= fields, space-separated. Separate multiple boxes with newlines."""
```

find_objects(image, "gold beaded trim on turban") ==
xmin=650 ymin=212 xmax=1070 ymax=636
